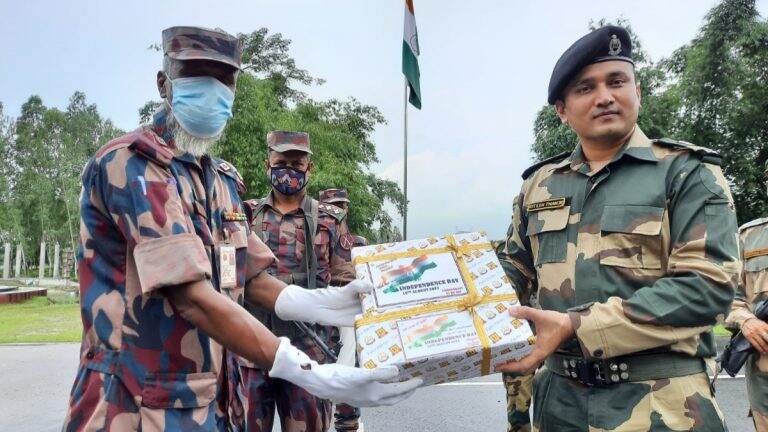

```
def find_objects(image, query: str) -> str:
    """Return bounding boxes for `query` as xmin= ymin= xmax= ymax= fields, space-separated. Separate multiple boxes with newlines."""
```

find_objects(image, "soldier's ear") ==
xmin=307 ymin=159 xmax=314 ymax=174
xmin=157 ymin=71 xmax=169 ymax=100
xmin=554 ymin=100 xmax=568 ymax=125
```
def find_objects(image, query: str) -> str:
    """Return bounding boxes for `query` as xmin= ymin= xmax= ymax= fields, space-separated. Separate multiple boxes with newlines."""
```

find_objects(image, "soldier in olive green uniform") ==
xmin=496 ymin=26 xmax=739 ymax=431
xmin=725 ymin=161 xmax=768 ymax=432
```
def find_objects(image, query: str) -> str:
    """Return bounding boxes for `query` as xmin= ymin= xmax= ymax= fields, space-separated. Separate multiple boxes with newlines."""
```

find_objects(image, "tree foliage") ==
xmin=530 ymin=1 xmax=768 ymax=223
xmin=1 ymin=93 xmax=122 ymax=265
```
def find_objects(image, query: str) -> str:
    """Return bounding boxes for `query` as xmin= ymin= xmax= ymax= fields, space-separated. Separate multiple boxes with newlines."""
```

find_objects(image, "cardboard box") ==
xmin=353 ymin=232 xmax=535 ymax=386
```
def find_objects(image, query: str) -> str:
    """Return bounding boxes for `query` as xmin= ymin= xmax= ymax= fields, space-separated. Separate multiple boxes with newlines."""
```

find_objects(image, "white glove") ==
xmin=269 ymin=337 xmax=422 ymax=407
xmin=274 ymin=279 xmax=372 ymax=327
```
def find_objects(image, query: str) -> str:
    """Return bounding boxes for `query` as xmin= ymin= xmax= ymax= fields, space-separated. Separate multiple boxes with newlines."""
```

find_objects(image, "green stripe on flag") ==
xmin=402 ymin=40 xmax=422 ymax=109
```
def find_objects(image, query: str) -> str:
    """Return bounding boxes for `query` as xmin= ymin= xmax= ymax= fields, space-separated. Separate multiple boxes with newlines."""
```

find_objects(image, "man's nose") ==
xmin=595 ymin=84 xmax=615 ymax=107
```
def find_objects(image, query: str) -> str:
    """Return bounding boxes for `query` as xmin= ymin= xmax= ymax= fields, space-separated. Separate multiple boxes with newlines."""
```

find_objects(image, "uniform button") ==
xmin=86 ymin=350 xmax=95 ymax=359
xmin=593 ymin=349 xmax=604 ymax=358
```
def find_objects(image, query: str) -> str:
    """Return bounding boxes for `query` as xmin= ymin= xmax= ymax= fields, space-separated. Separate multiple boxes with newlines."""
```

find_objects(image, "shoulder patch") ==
xmin=740 ymin=217 xmax=768 ymax=232
xmin=653 ymin=138 xmax=722 ymax=165
xmin=214 ymin=158 xmax=246 ymax=194
xmin=522 ymin=151 xmax=571 ymax=180
xmin=318 ymin=202 xmax=346 ymax=221
xmin=339 ymin=233 xmax=355 ymax=250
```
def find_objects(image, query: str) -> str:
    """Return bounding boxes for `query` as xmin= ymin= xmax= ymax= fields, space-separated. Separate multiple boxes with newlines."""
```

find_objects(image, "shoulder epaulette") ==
xmin=653 ymin=138 xmax=722 ymax=165
xmin=95 ymin=129 xmax=175 ymax=168
xmin=739 ymin=217 xmax=768 ymax=232
xmin=244 ymin=198 xmax=266 ymax=215
xmin=318 ymin=202 xmax=346 ymax=222
xmin=94 ymin=133 xmax=134 ymax=159
xmin=213 ymin=158 xmax=246 ymax=194
xmin=522 ymin=151 xmax=571 ymax=180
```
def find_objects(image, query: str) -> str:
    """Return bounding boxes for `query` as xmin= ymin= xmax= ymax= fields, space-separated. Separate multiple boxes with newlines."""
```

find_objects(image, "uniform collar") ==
xmin=264 ymin=191 xmax=311 ymax=215
xmin=555 ymin=126 xmax=656 ymax=174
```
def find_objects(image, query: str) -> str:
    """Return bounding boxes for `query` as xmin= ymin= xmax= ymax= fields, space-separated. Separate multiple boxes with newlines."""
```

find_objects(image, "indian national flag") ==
xmin=402 ymin=0 xmax=422 ymax=109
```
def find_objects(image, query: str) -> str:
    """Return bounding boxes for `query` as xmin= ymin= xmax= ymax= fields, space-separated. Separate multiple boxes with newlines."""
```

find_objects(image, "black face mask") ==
xmin=270 ymin=166 xmax=307 ymax=195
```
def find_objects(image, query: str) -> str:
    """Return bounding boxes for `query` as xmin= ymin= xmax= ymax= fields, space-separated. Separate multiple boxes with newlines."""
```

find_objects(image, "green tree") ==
xmin=664 ymin=0 xmax=768 ymax=222
xmin=5 ymin=93 xmax=121 ymax=267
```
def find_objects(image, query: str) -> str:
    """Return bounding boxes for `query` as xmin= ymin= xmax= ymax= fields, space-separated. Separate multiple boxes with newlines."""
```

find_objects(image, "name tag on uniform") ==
xmin=744 ymin=248 xmax=768 ymax=259
xmin=527 ymin=198 xmax=566 ymax=212
xmin=219 ymin=245 xmax=237 ymax=288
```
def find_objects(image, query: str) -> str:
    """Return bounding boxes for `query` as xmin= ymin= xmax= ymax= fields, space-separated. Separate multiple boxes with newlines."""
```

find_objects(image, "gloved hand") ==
xmin=274 ymin=279 xmax=372 ymax=327
xmin=269 ymin=337 xmax=422 ymax=407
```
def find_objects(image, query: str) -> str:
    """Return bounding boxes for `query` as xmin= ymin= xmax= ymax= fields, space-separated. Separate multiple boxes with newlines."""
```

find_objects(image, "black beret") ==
xmin=547 ymin=25 xmax=634 ymax=104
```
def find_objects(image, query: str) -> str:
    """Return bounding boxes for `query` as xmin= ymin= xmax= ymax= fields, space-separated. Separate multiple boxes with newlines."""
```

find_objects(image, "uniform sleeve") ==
xmin=246 ymin=231 xmax=276 ymax=282
xmin=98 ymin=153 xmax=211 ymax=293
xmin=725 ymin=232 xmax=756 ymax=328
xmin=496 ymin=190 xmax=538 ymax=307
xmin=569 ymin=160 xmax=740 ymax=359
xmin=329 ymin=218 xmax=355 ymax=285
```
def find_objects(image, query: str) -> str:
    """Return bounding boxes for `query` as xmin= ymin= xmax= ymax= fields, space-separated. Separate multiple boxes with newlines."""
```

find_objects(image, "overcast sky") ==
xmin=2 ymin=0 xmax=766 ymax=240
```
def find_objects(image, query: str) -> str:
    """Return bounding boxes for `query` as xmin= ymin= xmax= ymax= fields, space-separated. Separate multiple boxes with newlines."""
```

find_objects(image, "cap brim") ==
xmin=592 ymin=56 xmax=635 ymax=65
xmin=325 ymin=198 xmax=350 ymax=204
xmin=268 ymin=144 xmax=313 ymax=154
xmin=167 ymin=51 xmax=242 ymax=71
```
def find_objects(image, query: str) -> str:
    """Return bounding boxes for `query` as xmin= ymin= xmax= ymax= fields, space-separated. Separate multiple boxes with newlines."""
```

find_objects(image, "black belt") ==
xmin=545 ymin=352 xmax=706 ymax=387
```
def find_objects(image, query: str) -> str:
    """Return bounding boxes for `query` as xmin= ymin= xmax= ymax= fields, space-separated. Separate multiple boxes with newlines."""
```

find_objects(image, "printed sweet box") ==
xmin=352 ymin=232 xmax=535 ymax=386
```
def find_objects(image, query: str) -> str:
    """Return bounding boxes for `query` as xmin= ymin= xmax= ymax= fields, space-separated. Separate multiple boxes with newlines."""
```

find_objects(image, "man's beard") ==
xmin=166 ymin=106 xmax=221 ymax=157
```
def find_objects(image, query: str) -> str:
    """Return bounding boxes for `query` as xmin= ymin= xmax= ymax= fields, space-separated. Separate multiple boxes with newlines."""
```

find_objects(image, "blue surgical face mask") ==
xmin=170 ymin=76 xmax=234 ymax=138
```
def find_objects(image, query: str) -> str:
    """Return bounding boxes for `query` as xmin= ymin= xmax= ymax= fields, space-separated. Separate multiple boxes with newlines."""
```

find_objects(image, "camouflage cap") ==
xmin=320 ymin=188 xmax=349 ymax=204
xmin=267 ymin=131 xmax=312 ymax=154
xmin=162 ymin=26 xmax=242 ymax=70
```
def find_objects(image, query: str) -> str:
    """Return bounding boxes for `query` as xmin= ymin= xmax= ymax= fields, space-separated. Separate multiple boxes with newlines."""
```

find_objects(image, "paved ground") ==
xmin=0 ymin=344 xmax=754 ymax=431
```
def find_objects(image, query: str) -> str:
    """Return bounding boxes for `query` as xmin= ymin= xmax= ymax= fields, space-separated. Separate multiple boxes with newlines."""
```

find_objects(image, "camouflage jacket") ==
xmin=245 ymin=193 xmax=355 ymax=287
xmin=498 ymin=127 xmax=740 ymax=361
xmin=64 ymin=109 xmax=274 ymax=431
xmin=726 ymin=218 xmax=768 ymax=327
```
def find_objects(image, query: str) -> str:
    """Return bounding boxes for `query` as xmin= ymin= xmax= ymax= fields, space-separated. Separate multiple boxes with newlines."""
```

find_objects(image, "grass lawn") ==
xmin=0 ymin=296 xmax=82 ymax=343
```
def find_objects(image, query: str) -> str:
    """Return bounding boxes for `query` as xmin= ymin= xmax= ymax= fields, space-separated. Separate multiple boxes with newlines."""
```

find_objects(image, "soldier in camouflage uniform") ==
xmin=320 ymin=188 xmax=366 ymax=432
xmin=495 ymin=238 xmax=534 ymax=432
xmin=63 ymin=26 xmax=420 ymax=432
xmin=725 ymin=160 xmax=768 ymax=432
xmin=496 ymin=26 xmax=739 ymax=431
xmin=239 ymin=133 xmax=357 ymax=432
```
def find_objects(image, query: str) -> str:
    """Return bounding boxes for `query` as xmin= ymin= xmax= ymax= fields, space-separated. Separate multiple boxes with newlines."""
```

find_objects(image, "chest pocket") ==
xmin=526 ymin=206 xmax=570 ymax=265
xmin=599 ymin=205 xmax=663 ymax=269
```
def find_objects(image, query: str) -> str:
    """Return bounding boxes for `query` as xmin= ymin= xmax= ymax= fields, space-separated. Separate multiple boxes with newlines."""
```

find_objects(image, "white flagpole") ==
xmin=403 ymin=77 xmax=409 ymax=240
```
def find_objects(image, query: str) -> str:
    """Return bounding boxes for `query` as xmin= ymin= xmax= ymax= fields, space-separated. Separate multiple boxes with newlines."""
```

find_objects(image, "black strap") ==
xmin=546 ymin=352 xmax=706 ymax=386
xmin=301 ymin=198 xmax=320 ymax=290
